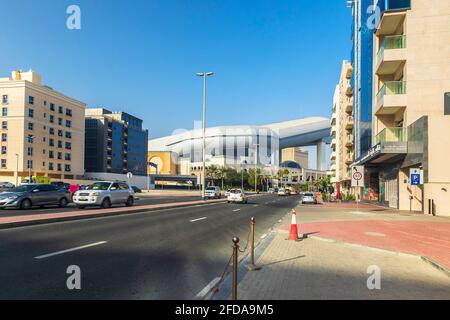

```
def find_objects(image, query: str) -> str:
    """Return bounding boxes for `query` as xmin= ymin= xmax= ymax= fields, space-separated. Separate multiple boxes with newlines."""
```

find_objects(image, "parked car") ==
xmin=301 ymin=193 xmax=317 ymax=205
xmin=72 ymin=181 xmax=135 ymax=209
xmin=0 ymin=184 xmax=71 ymax=209
xmin=51 ymin=181 xmax=70 ymax=191
xmin=278 ymin=188 xmax=289 ymax=196
xmin=205 ymin=186 xmax=221 ymax=199
xmin=132 ymin=186 xmax=142 ymax=193
xmin=227 ymin=189 xmax=248 ymax=204
xmin=225 ymin=189 xmax=232 ymax=197
xmin=0 ymin=182 xmax=15 ymax=191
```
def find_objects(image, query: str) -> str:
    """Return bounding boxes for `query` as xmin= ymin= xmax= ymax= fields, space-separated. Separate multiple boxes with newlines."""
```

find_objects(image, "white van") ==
xmin=205 ymin=186 xmax=221 ymax=199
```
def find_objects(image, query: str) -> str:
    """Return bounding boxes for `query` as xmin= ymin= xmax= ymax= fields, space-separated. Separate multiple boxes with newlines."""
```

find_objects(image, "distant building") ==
xmin=281 ymin=147 xmax=309 ymax=170
xmin=0 ymin=69 xmax=86 ymax=183
xmin=85 ymin=108 xmax=148 ymax=175
xmin=147 ymin=151 xmax=178 ymax=175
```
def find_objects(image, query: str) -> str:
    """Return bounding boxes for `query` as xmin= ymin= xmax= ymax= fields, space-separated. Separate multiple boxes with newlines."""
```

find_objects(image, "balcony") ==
xmin=345 ymin=135 xmax=354 ymax=148
xmin=345 ymin=84 xmax=353 ymax=97
xmin=375 ymin=81 xmax=407 ymax=115
xmin=375 ymin=127 xmax=407 ymax=144
xmin=345 ymin=65 xmax=353 ymax=79
xmin=330 ymin=152 xmax=336 ymax=161
xmin=345 ymin=154 xmax=354 ymax=166
xmin=376 ymin=35 xmax=406 ymax=76
xmin=345 ymin=97 xmax=353 ymax=114
xmin=331 ymin=138 xmax=337 ymax=148
xmin=376 ymin=0 xmax=410 ymax=36
xmin=345 ymin=116 xmax=354 ymax=130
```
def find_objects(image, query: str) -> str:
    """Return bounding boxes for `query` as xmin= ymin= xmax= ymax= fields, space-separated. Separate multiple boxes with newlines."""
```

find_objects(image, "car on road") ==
xmin=301 ymin=193 xmax=317 ymax=205
xmin=131 ymin=186 xmax=142 ymax=193
xmin=227 ymin=189 xmax=248 ymax=204
xmin=0 ymin=184 xmax=71 ymax=210
xmin=0 ymin=182 xmax=15 ymax=191
xmin=205 ymin=186 xmax=221 ymax=199
xmin=72 ymin=181 xmax=135 ymax=209
xmin=278 ymin=188 xmax=289 ymax=196
xmin=51 ymin=181 xmax=70 ymax=191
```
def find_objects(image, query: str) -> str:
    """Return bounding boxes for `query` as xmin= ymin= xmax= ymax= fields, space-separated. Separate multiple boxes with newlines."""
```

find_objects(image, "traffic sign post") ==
xmin=409 ymin=168 xmax=422 ymax=186
xmin=351 ymin=166 xmax=365 ymax=207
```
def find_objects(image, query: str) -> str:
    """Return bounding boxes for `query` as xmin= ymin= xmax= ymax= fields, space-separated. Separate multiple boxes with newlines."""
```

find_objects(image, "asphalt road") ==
xmin=0 ymin=195 xmax=203 ymax=218
xmin=0 ymin=194 xmax=299 ymax=299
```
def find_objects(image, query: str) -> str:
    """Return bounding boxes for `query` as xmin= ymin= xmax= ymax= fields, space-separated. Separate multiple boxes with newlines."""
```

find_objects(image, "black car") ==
xmin=0 ymin=184 xmax=71 ymax=210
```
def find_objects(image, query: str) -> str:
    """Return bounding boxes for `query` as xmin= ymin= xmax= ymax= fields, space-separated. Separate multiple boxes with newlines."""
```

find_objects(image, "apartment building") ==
xmin=356 ymin=0 xmax=450 ymax=216
xmin=281 ymin=147 xmax=309 ymax=169
xmin=330 ymin=61 xmax=355 ymax=197
xmin=85 ymin=108 xmax=148 ymax=176
xmin=0 ymin=69 xmax=85 ymax=184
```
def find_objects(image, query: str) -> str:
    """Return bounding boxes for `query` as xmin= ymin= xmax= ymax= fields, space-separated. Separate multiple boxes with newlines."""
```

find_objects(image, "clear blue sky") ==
xmin=1 ymin=0 xmax=351 ymax=140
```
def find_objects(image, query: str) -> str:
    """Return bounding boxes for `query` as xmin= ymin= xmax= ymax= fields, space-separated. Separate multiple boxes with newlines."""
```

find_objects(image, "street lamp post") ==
xmin=196 ymin=72 xmax=214 ymax=200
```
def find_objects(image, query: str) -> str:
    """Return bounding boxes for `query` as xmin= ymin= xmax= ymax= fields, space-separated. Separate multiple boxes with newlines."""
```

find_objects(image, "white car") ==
xmin=301 ymin=193 xmax=317 ymax=204
xmin=278 ymin=188 xmax=289 ymax=196
xmin=73 ymin=181 xmax=135 ymax=209
xmin=205 ymin=186 xmax=221 ymax=199
xmin=227 ymin=189 xmax=248 ymax=204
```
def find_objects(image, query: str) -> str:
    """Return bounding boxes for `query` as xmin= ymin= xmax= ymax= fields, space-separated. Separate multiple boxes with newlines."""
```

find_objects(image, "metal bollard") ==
xmin=247 ymin=217 xmax=260 ymax=271
xmin=232 ymin=237 xmax=239 ymax=301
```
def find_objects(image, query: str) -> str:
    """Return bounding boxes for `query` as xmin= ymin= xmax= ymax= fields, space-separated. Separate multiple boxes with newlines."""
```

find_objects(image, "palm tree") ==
xmin=206 ymin=165 xmax=219 ymax=186
xmin=216 ymin=166 xmax=227 ymax=190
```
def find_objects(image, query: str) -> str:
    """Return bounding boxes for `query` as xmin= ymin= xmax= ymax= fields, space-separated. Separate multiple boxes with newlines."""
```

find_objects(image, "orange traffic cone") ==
xmin=289 ymin=208 xmax=301 ymax=241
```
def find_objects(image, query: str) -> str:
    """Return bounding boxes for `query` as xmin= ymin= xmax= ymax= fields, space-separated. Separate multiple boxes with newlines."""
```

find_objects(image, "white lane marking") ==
xmin=190 ymin=217 xmax=207 ymax=223
xmin=34 ymin=241 xmax=107 ymax=260
xmin=253 ymin=205 xmax=259 ymax=207
xmin=196 ymin=277 xmax=221 ymax=298
xmin=233 ymin=209 xmax=241 ymax=212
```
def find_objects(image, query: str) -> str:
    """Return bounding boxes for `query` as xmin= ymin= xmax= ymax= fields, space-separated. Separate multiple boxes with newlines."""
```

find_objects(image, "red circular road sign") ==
xmin=353 ymin=172 xmax=363 ymax=181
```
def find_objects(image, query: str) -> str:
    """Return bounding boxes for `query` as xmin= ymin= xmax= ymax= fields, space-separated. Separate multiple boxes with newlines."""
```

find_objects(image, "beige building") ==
xmin=0 ymin=69 xmax=86 ymax=184
xmin=281 ymin=147 xmax=309 ymax=169
xmin=330 ymin=61 xmax=355 ymax=196
xmin=359 ymin=0 xmax=450 ymax=215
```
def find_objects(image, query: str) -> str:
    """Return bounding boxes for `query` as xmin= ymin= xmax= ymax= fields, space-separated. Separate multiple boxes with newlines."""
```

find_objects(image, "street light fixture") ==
xmin=196 ymin=71 xmax=214 ymax=200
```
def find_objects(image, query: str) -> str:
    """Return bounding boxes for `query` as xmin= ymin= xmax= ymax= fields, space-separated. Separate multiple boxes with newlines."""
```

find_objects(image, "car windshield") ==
xmin=304 ymin=193 xmax=314 ymax=197
xmin=10 ymin=185 xmax=37 ymax=193
xmin=206 ymin=187 xmax=216 ymax=191
xmin=86 ymin=182 xmax=111 ymax=191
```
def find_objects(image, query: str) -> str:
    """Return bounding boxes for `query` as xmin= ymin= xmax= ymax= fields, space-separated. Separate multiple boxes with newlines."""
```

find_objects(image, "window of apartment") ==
xmin=27 ymin=135 xmax=34 ymax=143
xmin=44 ymin=113 xmax=47 ymax=118
xmin=48 ymin=162 xmax=54 ymax=171
xmin=65 ymin=153 xmax=71 ymax=161
xmin=65 ymin=164 xmax=71 ymax=172
xmin=2 ymin=95 xmax=8 ymax=104
xmin=57 ymin=152 xmax=62 ymax=160
xmin=27 ymin=160 xmax=33 ymax=169
xmin=58 ymin=129 xmax=63 ymax=137
xmin=49 ymin=151 xmax=54 ymax=159
xmin=1 ymin=133 xmax=7 ymax=142
xmin=58 ymin=106 xmax=63 ymax=114
xmin=1 ymin=121 xmax=6 ymax=129
xmin=28 ymin=122 xmax=34 ymax=131
xmin=28 ymin=109 xmax=34 ymax=118
xmin=1 ymin=146 xmax=6 ymax=154
xmin=58 ymin=118 xmax=63 ymax=126
xmin=1 ymin=159 xmax=6 ymax=169
xmin=57 ymin=140 xmax=62 ymax=148
xmin=65 ymin=131 xmax=72 ymax=139
xmin=49 ymin=127 xmax=55 ymax=135
xmin=43 ymin=149 xmax=46 ymax=155
xmin=445 ymin=92 xmax=450 ymax=115
xmin=44 ymin=101 xmax=47 ymax=107
xmin=65 ymin=120 xmax=72 ymax=128
xmin=66 ymin=109 xmax=72 ymax=117
xmin=57 ymin=163 xmax=62 ymax=171
xmin=27 ymin=147 xmax=33 ymax=156
xmin=49 ymin=138 xmax=54 ymax=147
xmin=2 ymin=108 xmax=7 ymax=117
xmin=65 ymin=142 xmax=72 ymax=150
xmin=28 ymin=96 xmax=34 ymax=105
xmin=50 ymin=103 xmax=55 ymax=111
xmin=49 ymin=115 xmax=54 ymax=123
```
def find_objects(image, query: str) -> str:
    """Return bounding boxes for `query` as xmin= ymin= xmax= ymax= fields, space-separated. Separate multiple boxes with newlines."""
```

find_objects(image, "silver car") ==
xmin=301 ymin=193 xmax=317 ymax=204
xmin=0 ymin=184 xmax=71 ymax=209
xmin=72 ymin=181 xmax=135 ymax=209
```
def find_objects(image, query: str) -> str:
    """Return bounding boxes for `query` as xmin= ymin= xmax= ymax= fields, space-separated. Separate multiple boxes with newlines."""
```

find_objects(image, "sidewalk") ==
xmin=233 ymin=205 xmax=450 ymax=300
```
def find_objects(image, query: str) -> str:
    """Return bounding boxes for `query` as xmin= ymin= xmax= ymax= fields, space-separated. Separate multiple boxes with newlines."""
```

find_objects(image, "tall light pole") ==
xmin=196 ymin=72 xmax=214 ymax=200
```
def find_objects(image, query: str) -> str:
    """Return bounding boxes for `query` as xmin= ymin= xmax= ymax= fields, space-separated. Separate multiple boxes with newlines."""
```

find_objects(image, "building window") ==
xmin=65 ymin=164 xmax=71 ymax=172
xmin=445 ymin=93 xmax=450 ymax=115
xmin=1 ymin=146 xmax=6 ymax=154
xmin=2 ymin=95 xmax=8 ymax=104
xmin=58 ymin=118 xmax=63 ymax=126
xmin=50 ymin=103 xmax=55 ymax=111
xmin=49 ymin=127 xmax=55 ymax=135
xmin=27 ymin=160 xmax=33 ymax=169
xmin=58 ymin=140 xmax=63 ymax=148
xmin=27 ymin=135 xmax=33 ymax=143
xmin=65 ymin=131 xmax=72 ymax=139
xmin=57 ymin=163 xmax=62 ymax=171
xmin=48 ymin=162 xmax=54 ymax=171
xmin=1 ymin=159 xmax=6 ymax=169
xmin=58 ymin=106 xmax=63 ymax=114
xmin=66 ymin=109 xmax=72 ymax=117
xmin=27 ymin=147 xmax=33 ymax=156
xmin=66 ymin=120 xmax=72 ymax=128
xmin=1 ymin=133 xmax=7 ymax=142
xmin=2 ymin=108 xmax=7 ymax=117
xmin=57 ymin=152 xmax=62 ymax=160
xmin=28 ymin=122 xmax=34 ymax=130
xmin=28 ymin=109 xmax=34 ymax=118
xmin=43 ymin=149 xmax=46 ymax=155
xmin=44 ymin=113 xmax=47 ymax=118
xmin=49 ymin=115 xmax=54 ymax=123
xmin=1 ymin=121 xmax=7 ymax=129
xmin=58 ymin=129 xmax=63 ymax=137
xmin=65 ymin=142 xmax=72 ymax=150
xmin=65 ymin=153 xmax=71 ymax=161
xmin=44 ymin=101 xmax=47 ymax=106
xmin=28 ymin=96 xmax=34 ymax=105
xmin=49 ymin=139 xmax=54 ymax=147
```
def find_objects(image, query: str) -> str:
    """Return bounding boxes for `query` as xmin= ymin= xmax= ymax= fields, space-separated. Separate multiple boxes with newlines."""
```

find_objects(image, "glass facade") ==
xmin=378 ymin=0 xmax=411 ymax=13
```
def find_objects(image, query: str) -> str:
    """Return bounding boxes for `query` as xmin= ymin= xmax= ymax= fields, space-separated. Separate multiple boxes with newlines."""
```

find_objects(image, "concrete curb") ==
xmin=309 ymin=235 xmax=450 ymax=277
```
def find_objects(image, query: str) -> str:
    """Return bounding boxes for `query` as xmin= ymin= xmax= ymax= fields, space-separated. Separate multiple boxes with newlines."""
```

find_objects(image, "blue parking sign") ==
xmin=411 ymin=174 xmax=421 ymax=186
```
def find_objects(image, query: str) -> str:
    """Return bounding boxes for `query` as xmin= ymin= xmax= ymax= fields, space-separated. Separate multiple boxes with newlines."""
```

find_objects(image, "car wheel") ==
xmin=59 ymin=198 xmax=68 ymax=208
xmin=125 ymin=196 xmax=134 ymax=207
xmin=101 ymin=198 xmax=112 ymax=209
xmin=20 ymin=198 xmax=32 ymax=210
